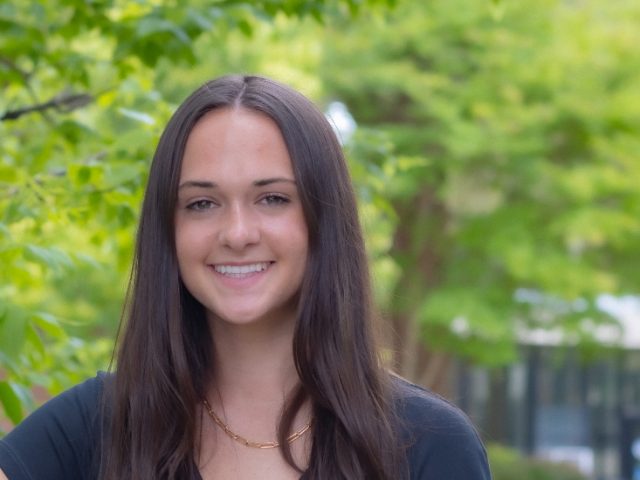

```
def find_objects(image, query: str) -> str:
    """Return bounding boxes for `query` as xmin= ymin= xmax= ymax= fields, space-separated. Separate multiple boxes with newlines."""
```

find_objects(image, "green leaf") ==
xmin=117 ymin=108 xmax=155 ymax=125
xmin=3 ymin=201 xmax=36 ymax=224
xmin=77 ymin=165 xmax=92 ymax=185
xmin=0 ymin=305 xmax=27 ymax=362
xmin=136 ymin=17 xmax=190 ymax=44
xmin=32 ymin=312 xmax=67 ymax=340
xmin=237 ymin=18 xmax=253 ymax=36
xmin=23 ymin=245 xmax=74 ymax=274
xmin=0 ymin=381 xmax=23 ymax=424
xmin=26 ymin=323 xmax=46 ymax=356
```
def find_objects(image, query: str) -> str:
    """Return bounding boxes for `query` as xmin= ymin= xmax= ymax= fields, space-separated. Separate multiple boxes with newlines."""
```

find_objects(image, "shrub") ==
xmin=487 ymin=444 xmax=588 ymax=480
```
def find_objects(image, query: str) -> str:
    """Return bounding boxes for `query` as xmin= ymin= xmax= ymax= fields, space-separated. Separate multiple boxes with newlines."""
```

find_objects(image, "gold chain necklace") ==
xmin=202 ymin=399 xmax=312 ymax=449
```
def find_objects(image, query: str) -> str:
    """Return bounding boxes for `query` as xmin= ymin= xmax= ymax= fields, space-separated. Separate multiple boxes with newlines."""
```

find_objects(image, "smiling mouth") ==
xmin=213 ymin=262 xmax=272 ymax=277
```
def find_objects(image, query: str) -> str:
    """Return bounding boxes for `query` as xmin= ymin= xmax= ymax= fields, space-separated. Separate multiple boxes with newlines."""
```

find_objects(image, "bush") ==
xmin=487 ymin=444 xmax=588 ymax=480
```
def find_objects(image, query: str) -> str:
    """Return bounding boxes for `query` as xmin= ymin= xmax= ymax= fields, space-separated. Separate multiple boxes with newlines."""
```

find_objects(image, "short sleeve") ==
xmin=398 ymin=384 xmax=492 ymax=480
xmin=0 ymin=373 xmax=105 ymax=480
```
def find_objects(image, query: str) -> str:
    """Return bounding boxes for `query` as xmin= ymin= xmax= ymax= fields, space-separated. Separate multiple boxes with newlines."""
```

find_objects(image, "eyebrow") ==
xmin=178 ymin=180 xmax=217 ymax=190
xmin=253 ymin=177 xmax=296 ymax=187
xmin=178 ymin=177 xmax=296 ymax=190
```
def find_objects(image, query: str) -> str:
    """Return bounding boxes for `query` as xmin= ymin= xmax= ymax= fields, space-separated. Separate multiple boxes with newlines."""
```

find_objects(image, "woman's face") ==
xmin=175 ymin=107 xmax=308 ymax=330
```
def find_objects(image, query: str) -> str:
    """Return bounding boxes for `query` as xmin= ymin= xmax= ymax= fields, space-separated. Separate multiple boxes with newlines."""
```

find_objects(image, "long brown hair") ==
xmin=100 ymin=75 xmax=405 ymax=479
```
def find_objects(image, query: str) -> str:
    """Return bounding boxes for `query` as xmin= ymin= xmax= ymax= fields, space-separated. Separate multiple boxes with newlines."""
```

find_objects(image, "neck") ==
xmin=208 ymin=314 xmax=300 ymax=406
xmin=197 ymin=314 xmax=312 ymax=471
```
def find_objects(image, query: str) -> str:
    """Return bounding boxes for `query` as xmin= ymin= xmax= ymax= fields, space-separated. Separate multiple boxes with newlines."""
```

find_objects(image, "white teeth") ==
xmin=214 ymin=262 xmax=270 ymax=276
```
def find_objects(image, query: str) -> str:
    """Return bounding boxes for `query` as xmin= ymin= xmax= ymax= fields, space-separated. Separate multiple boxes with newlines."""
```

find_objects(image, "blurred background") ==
xmin=1 ymin=0 xmax=639 ymax=478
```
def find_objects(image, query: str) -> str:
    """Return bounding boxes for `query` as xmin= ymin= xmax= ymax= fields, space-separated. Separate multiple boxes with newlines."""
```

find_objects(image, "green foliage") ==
xmin=318 ymin=0 xmax=640 ymax=368
xmin=488 ymin=444 xmax=588 ymax=480
xmin=344 ymin=127 xmax=403 ymax=305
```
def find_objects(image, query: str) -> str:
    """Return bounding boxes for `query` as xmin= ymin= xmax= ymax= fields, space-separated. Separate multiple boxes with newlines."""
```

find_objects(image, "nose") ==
xmin=218 ymin=204 xmax=260 ymax=250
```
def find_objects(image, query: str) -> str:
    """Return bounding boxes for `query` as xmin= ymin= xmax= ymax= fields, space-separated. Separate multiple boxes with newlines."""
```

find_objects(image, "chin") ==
xmin=213 ymin=308 xmax=267 ymax=325
xmin=211 ymin=307 xmax=295 ymax=329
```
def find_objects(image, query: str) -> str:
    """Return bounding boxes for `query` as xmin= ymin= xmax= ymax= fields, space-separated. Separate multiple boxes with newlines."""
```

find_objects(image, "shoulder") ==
xmin=392 ymin=378 xmax=492 ymax=480
xmin=0 ymin=373 xmax=109 ymax=480
xmin=394 ymin=379 xmax=479 ymax=436
xmin=12 ymin=372 xmax=108 ymax=438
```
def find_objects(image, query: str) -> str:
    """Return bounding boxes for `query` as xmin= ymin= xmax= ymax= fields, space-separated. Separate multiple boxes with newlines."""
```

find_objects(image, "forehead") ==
xmin=180 ymin=107 xmax=295 ymax=179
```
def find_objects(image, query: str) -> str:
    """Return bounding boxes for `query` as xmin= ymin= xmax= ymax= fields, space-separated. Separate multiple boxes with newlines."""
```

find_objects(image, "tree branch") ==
xmin=0 ymin=55 xmax=55 ymax=122
xmin=1 ymin=92 xmax=94 ymax=121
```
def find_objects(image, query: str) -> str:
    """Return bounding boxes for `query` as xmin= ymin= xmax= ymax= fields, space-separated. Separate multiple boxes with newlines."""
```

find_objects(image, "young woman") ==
xmin=0 ymin=75 xmax=491 ymax=479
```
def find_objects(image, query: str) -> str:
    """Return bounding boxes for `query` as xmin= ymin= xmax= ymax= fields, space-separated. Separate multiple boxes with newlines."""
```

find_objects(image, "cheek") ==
xmin=175 ymin=221 xmax=210 ymax=265
xmin=270 ymin=214 xmax=308 ymax=254
xmin=287 ymin=222 xmax=309 ymax=273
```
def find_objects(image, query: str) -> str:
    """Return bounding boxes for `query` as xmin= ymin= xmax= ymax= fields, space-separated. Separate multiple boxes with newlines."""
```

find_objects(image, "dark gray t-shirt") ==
xmin=0 ymin=374 xmax=491 ymax=479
